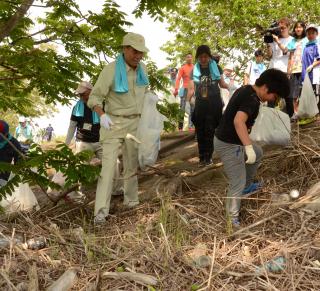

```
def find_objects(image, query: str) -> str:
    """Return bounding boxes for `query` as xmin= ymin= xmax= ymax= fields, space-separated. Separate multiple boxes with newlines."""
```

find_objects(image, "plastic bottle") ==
xmin=26 ymin=237 xmax=46 ymax=250
xmin=256 ymin=256 xmax=286 ymax=274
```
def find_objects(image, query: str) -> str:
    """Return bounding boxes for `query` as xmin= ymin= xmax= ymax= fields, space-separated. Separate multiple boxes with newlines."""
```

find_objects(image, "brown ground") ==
xmin=1 ymin=122 xmax=320 ymax=290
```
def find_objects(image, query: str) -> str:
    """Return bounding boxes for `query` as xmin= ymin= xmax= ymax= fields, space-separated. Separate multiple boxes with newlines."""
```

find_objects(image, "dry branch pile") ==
xmin=1 ymin=123 xmax=320 ymax=290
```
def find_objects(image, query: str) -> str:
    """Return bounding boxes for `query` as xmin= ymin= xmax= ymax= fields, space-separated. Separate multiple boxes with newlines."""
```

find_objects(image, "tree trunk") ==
xmin=0 ymin=0 xmax=35 ymax=43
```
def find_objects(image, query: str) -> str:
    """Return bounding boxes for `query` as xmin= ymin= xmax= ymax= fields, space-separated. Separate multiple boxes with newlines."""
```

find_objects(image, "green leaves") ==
xmin=163 ymin=0 xmax=320 ymax=72
xmin=0 ymin=143 xmax=101 ymax=201
xmin=157 ymin=99 xmax=184 ymax=132
xmin=0 ymin=0 xmax=178 ymax=117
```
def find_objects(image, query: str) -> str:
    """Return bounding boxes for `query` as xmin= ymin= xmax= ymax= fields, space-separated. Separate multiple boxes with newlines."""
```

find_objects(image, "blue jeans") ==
xmin=179 ymin=88 xmax=194 ymax=129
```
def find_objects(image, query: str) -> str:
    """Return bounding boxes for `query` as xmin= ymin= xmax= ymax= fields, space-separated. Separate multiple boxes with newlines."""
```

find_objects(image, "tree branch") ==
xmin=0 ymin=0 xmax=35 ymax=43
xmin=0 ymin=75 xmax=33 ymax=81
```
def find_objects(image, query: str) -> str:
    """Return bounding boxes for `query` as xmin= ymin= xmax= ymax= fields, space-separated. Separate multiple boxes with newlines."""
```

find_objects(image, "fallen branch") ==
xmin=102 ymin=271 xmax=158 ymax=286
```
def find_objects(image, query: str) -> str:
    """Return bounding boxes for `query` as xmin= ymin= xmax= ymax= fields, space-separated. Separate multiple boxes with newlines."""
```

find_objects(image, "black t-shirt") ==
xmin=0 ymin=136 xmax=21 ymax=181
xmin=215 ymin=85 xmax=260 ymax=145
xmin=71 ymin=103 xmax=100 ymax=143
xmin=193 ymin=65 xmax=222 ymax=102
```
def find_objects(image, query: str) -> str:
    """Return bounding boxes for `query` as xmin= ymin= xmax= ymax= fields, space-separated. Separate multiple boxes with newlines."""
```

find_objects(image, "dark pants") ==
xmin=193 ymin=100 xmax=222 ymax=161
xmin=195 ymin=115 xmax=215 ymax=162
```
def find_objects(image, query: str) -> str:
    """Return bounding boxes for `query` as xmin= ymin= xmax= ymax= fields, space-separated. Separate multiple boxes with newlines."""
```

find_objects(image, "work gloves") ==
xmin=306 ymin=65 xmax=313 ymax=73
xmin=244 ymin=145 xmax=256 ymax=164
xmin=100 ymin=114 xmax=113 ymax=130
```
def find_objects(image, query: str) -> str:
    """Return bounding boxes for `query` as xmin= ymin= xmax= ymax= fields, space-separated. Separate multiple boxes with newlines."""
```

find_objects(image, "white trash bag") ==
xmin=297 ymin=74 xmax=319 ymax=118
xmin=137 ymin=92 xmax=166 ymax=169
xmin=0 ymin=182 xmax=39 ymax=213
xmin=250 ymin=105 xmax=291 ymax=145
xmin=47 ymin=171 xmax=66 ymax=196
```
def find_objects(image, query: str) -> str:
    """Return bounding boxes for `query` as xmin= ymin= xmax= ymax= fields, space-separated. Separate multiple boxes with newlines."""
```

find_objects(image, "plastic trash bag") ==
xmin=250 ymin=105 xmax=291 ymax=145
xmin=137 ymin=92 xmax=166 ymax=169
xmin=0 ymin=182 xmax=39 ymax=213
xmin=297 ymin=74 xmax=319 ymax=118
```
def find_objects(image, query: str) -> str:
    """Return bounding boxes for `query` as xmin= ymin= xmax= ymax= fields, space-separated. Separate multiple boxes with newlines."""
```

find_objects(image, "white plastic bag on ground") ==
xmin=137 ymin=92 xmax=166 ymax=169
xmin=297 ymin=74 xmax=319 ymax=118
xmin=47 ymin=171 xmax=66 ymax=196
xmin=0 ymin=183 xmax=39 ymax=213
xmin=250 ymin=105 xmax=291 ymax=145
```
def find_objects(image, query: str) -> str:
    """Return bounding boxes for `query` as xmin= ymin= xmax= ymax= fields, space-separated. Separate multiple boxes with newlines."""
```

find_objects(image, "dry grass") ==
xmin=1 ymin=123 xmax=320 ymax=290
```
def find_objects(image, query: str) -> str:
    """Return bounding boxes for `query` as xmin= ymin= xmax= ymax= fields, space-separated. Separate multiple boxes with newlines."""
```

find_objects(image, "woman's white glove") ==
xmin=100 ymin=114 xmax=113 ymax=130
xmin=244 ymin=145 xmax=256 ymax=164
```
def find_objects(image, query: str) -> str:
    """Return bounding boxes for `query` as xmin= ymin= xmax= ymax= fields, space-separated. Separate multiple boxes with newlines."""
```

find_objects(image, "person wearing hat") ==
xmin=15 ymin=116 xmax=33 ymax=153
xmin=301 ymin=24 xmax=320 ymax=107
xmin=244 ymin=50 xmax=267 ymax=86
xmin=187 ymin=45 xmax=230 ymax=166
xmin=65 ymin=81 xmax=102 ymax=157
xmin=87 ymin=32 xmax=149 ymax=224
xmin=0 ymin=120 xmax=22 ymax=186
xmin=221 ymin=63 xmax=239 ymax=111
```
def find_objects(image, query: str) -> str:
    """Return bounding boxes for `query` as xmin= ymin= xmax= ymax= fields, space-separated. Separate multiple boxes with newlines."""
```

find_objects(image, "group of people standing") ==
xmin=2 ymin=18 xmax=319 ymax=229
xmin=171 ymin=18 xmax=319 ymax=227
xmin=267 ymin=18 xmax=320 ymax=123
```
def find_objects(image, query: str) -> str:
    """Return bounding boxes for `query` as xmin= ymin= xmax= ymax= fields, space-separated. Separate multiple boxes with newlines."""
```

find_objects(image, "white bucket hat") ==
xmin=122 ymin=32 xmax=149 ymax=53
xmin=75 ymin=81 xmax=93 ymax=94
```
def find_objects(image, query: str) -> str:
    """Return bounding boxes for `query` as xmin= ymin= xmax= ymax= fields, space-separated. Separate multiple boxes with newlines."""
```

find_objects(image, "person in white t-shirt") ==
xmin=244 ymin=49 xmax=266 ymax=85
xmin=267 ymin=17 xmax=293 ymax=110
xmin=267 ymin=17 xmax=293 ymax=72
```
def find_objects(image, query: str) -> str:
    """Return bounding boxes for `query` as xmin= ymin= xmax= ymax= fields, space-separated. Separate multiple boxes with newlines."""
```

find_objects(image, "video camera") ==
xmin=263 ymin=21 xmax=281 ymax=43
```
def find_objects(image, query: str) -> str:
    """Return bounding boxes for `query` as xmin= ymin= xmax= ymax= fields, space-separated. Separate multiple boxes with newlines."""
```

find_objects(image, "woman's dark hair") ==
xmin=292 ymin=21 xmax=306 ymax=39
xmin=195 ymin=45 xmax=212 ymax=59
xmin=255 ymin=69 xmax=290 ymax=99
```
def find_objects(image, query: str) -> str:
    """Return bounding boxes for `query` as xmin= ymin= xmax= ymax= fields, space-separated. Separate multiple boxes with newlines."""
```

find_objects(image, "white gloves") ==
xmin=306 ymin=65 xmax=313 ymax=73
xmin=185 ymin=101 xmax=191 ymax=115
xmin=100 ymin=114 xmax=113 ymax=130
xmin=244 ymin=145 xmax=256 ymax=164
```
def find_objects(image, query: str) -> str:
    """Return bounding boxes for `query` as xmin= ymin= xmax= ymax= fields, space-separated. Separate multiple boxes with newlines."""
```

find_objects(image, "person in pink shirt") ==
xmin=173 ymin=53 xmax=194 ymax=130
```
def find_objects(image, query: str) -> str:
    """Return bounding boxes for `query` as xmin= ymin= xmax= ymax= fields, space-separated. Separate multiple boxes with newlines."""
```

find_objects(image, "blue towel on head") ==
xmin=193 ymin=60 xmax=221 ymax=83
xmin=114 ymin=54 xmax=149 ymax=93
xmin=73 ymin=100 xmax=100 ymax=124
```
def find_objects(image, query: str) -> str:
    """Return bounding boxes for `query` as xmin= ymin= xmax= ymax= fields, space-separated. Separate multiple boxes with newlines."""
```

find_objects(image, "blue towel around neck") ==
xmin=0 ymin=133 xmax=12 ymax=150
xmin=73 ymin=100 xmax=100 ymax=124
xmin=114 ymin=53 xmax=149 ymax=93
xmin=193 ymin=59 xmax=221 ymax=83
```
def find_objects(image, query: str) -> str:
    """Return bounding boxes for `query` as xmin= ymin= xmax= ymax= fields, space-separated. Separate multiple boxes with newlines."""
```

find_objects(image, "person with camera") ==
xmin=187 ymin=45 xmax=229 ymax=166
xmin=266 ymin=17 xmax=293 ymax=114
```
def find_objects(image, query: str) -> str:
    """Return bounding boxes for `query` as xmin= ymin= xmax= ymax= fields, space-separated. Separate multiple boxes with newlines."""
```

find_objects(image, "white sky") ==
xmin=31 ymin=0 xmax=174 ymax=136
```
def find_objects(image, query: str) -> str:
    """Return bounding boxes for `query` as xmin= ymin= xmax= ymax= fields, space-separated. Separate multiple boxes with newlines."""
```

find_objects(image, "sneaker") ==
xmin=290 ymin=113 xmax=298 ymax=123
xmin=298 ymin=117 xmax=316 ymax=125
xmin=205 ymin=158 xmax=213 ymax=166
xmin=242 ymin=182 xmax=262 ymax=195
xmin=232 ymin=217 xmax=240 ymax=228
xmin=198 ymin=159 xmax=206 ymax=167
